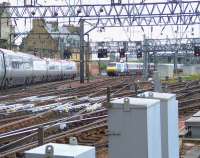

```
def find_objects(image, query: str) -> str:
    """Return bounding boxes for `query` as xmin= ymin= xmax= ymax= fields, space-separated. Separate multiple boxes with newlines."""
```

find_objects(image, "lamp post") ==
xmin=80 ymin=19 xmax=85 ymax=83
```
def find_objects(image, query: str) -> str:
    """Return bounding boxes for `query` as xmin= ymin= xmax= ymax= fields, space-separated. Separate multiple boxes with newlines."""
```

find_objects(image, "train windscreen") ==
xmin=108 ymin=63 xmax=116 ymax=67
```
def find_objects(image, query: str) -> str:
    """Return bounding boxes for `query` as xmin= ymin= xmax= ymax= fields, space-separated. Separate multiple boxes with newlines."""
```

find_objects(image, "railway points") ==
xmin=0 ymin=75 xmax=199 ymax=158
xmin=1 ymin=0 xmax=200 ymax=158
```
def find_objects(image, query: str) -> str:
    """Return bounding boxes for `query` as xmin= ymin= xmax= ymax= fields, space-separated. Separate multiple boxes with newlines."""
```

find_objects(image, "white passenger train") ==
xmin=106 ymin=62 xmax=155 ymax=76
xmin=0 ymin=49 xmax=77 ymax=89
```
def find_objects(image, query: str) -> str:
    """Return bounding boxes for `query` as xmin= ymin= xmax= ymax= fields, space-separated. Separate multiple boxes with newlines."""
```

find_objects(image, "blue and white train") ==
xmin=0 ymin=49 xmax=77 ymax=89
xmin=106 ymin=62 xmax=155 ymax=76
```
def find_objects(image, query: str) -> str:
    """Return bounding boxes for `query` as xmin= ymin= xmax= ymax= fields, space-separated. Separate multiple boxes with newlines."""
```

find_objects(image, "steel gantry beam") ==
xmin=3 ymin=1 xmax=200 ymax=82
xmin=90 ymin=38 xmax=200 ymax=53
xmin=90 ymin=41 xmax=140 ymax=52
xmin=143 ymin=38 xmax=200 ymax=52
xmin=142 ymin=37 xmax=200 ymax=77
xmin=1 ymin=1 xmax=200 ymax=26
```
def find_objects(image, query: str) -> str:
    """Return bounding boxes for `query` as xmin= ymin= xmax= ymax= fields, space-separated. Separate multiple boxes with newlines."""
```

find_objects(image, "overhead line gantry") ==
xmin=2 ymin=1 xmax=200 ymax=82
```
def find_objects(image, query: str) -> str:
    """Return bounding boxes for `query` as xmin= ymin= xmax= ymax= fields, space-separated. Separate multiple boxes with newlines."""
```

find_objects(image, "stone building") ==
xmin=0 ymin=2 xmax=15 ymax=49
xmin=21 ymin=19 xmax=81 ymax=59
xmin=21 ymin=19 xmax=60 ymax=58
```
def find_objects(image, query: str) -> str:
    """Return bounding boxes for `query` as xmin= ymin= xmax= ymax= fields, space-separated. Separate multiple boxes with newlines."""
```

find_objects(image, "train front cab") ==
xmin=107 ymin=62 xmax=117 ymax=76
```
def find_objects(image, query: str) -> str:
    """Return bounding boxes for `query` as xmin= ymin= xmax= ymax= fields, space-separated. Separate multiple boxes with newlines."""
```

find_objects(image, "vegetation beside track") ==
xmin=162 ymin=74 xmax=200 ymax=84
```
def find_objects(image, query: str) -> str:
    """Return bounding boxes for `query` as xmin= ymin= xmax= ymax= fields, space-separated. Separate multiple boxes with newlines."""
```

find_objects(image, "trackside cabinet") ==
xmin=25 ymin=143 xmax=95 ymax=158
xmin=185 ymin=111 xmax=200 ymax=138
xmin=138 ymin=92 xmax=179 ymax=158
xmin=108 ymin=97 xmax=161 ymax=158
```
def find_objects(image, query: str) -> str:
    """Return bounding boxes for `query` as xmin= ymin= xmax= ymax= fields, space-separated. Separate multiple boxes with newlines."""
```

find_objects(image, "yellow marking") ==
xmin=107 ymin=67 xmax=117 ymax=73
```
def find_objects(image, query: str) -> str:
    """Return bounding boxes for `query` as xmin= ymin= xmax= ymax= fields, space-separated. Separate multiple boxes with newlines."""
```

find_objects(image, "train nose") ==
xmin=107 ymin=67 xmax=117 ymax=76
xmin=107 ymin=67 xmax=116 ymax=73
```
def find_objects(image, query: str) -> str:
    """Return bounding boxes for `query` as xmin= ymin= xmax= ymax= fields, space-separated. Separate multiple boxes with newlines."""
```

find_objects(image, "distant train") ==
xmin=0 ymin=49 xmax=77 ymax=89
xmin=106 ymin=62 xmax=155 ymax=76
xmin=106 ymin=62 xmax=128 ymax=76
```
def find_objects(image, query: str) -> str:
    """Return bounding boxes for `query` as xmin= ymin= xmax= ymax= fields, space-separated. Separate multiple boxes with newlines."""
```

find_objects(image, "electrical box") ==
xmin=25 ymin=143 xmax=95 ymax=158
xmin=108 ymin=97 xmax=161 ymax=158
xmin=185 ymin=111 xmax=200 ymax=138
xmin=157 ymin=64 xmax=174 ymax=78
xmin=138 ymin=92 xmax=179 ymax=158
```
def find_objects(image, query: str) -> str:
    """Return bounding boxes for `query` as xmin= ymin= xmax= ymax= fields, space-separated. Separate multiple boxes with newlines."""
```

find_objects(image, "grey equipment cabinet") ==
xmin=138 ymin=92 xmax=179 ymax=158
xmin=25 ymin=143 xmax=95 ymax=158
xmin=108 ymin=97 xmax=161 ymax=158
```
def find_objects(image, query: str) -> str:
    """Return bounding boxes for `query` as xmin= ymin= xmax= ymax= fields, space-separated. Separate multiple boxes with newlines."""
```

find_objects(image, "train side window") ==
xmin=116 ymin=64 xmax=121 ymax=69
xmin=55 ymin=65 xmax=59 ymax=70
xmin=108 ymin=63 xmax=116 ymax=67
xmin=65 ymin=66 xmax=72 ymax=70
xmin=12 ymin=61 xmax=22 ymax=69
xmin=49 ymin=66 xmax=55 ymax=70
xmin=23 ymin=62 xmax=31 ymax=70
xmin=12 ymin=62 xmax=17 ymax=69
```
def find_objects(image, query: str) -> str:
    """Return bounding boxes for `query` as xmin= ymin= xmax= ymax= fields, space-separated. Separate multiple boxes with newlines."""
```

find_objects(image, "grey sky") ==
xmin=1 ymin=0 xmax=200 ymax=44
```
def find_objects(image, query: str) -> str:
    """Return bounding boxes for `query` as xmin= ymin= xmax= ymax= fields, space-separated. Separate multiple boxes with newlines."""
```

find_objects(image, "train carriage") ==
xmin=107 ymin=62 xmax=128 ymax=76
xmin=32 ymin=57 xmax=48 ymax=83
xmin=17 ymin=52 xmax=34 ymax=85
xmin=1 ymin=49 xmax=33 ymax=87
xmin=46 ymin=59 xmax=62 ymax=81
xmin=61 ymin=60 xmax=77 ymax=79
xmin=0 ymin=48 xmax=77 ymax=89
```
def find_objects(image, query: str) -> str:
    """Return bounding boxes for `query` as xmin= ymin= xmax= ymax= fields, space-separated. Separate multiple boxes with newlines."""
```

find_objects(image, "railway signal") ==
xmin=168 ymin=56 xmax=172 ymax=63
xmin=64 ymin=50 xmax=72 ymax=59
xmin=111 ymin=0 xmax=122 ymax=5
xmin=136 ymin=41 xmax=142 ymax=59
xmin=194 ymin=46 xmax=200 ymax=57
xmin=98 ymin=49 xmax=108 ymax=58
xmin=119 ymin=49 xmax=125 ymax=58
xmin=137 ymin=53 xmax=142 ymax=58
xmin=137 ymin=49 xmax=142 ymax=58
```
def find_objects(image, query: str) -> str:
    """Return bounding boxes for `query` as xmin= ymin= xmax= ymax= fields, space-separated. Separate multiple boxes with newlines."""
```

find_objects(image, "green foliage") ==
xmin=182 ymin=74 xmax=200 ymax=81
xmin=99 ymin=63 xmax=107 ymax=70
xmin=162 ymin=78 xmax=177 ymax=84
xmin=162 ymin=74 xmax=200 ymax=84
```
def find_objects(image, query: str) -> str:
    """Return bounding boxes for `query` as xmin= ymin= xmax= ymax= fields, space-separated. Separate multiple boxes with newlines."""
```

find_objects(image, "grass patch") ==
xmin=182 ymin=74 xmax=200 ymax=81
xmin=99 ymin=63 xmax=107 ymax=71
xmin=162 ymin=73 xmax=200 ymax=84
xmin=162 ymin=78 xmax=177 ymax=84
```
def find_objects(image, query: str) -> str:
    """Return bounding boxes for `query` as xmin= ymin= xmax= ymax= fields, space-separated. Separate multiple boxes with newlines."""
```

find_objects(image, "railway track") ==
xmin=1 ymin=77 xmax=200 ymax=158
xmin=0 ymin=76 xmax=153 ymax=158
xmin=0 ymin=118 xmax=107 ymax=158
